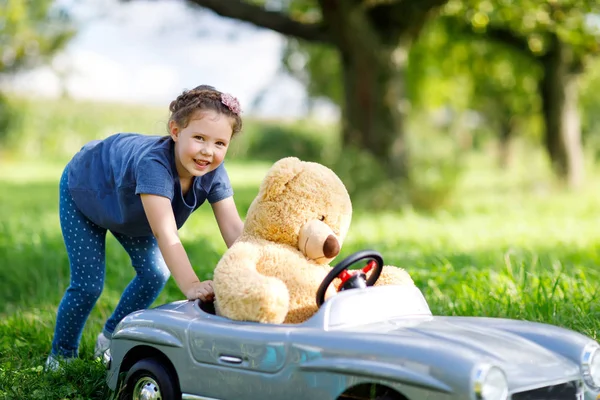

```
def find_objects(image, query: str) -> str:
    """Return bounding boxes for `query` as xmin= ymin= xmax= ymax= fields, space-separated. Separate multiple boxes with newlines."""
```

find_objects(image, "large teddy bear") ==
xmin=213 ymin=157 xmax=414 ymax=324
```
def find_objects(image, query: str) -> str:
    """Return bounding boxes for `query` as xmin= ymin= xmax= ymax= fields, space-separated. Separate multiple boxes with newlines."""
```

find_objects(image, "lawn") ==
xmin=0 ymin=152 xmax=599 ymax=399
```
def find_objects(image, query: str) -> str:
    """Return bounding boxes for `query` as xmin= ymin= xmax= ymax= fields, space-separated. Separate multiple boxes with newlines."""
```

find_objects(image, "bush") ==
xmin=405 ymin=129 xmax=464 ymax=211
xmin=0 ymin=95 xmax=20 ymax=147
xmin=328 ymin=146 xmax=402 ymax=209
xmin=0 ymin=96 xmax=167 ymax=161
xmin=228 ymin=120 xmax=338 ymax=164
xmin=330 ymin=133 xmax=464 ymax=212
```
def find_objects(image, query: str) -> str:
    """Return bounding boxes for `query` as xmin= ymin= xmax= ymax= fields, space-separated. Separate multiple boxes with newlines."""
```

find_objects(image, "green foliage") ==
xmin=277 ymin=0 xmax=600 ymax=173
xmin=282 ymin=39 xmax=342 ymax=106
xmin=405 ymin=119 xmax=465 ymax=211
xmin=442 ymin=0 xmax=599 ymax=57
xmin=0 ymin=96 xmax=339 ymax=166
xmin=328 ymin=145 xmax=398 ymax=208
xmin=0 ymin=95 xmax=464 ymax=213
xmin=580 ymin=57 xmax=600 ymax=154
xmin=230 ymin=119 xmax=338 ymax=164
xmin=409 ymin=19 xmax=542 ymax=113
xmin=330 ymin=119 xmax=464 ymax=211
xmin=407 ymin=17 xmax=545 ymax=146
xmin=0 ymin=95 xmax=16 ymax=143
xmin=0 ymin=0 xmax=75 ymax=74
xmin=0 ymin=0 xmax=76 ymax=152
xmin=280 ymin=0 xmax=600 ymax=111
xmin=0 ymin=96 xmax=170 ymax=161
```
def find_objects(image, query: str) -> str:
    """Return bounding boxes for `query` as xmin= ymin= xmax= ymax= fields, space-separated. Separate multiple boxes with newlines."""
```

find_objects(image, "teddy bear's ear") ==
xmin=259 ymin=157 xmax=304 ymax=201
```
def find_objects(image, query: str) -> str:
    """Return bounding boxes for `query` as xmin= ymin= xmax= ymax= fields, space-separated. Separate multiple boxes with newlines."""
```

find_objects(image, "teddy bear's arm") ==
xmin=213 ymin=241 xmax=290 ymax=324
xmin=248 ymin=243 xmax=340 ymax=324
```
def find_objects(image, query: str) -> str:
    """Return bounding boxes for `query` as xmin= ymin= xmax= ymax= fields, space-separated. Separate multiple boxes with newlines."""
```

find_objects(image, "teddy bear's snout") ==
xmin=298 ymin=220 xmax=341 ymax=263
xmin=323 ymin=235 xmax=340 ymax=258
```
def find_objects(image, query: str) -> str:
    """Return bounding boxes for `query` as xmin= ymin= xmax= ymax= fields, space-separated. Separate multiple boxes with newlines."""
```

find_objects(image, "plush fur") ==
xmin=213 ymin=157 xmax=414 ymax=324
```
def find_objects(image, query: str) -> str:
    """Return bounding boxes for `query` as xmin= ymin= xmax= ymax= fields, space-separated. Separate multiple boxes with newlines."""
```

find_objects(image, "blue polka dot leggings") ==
xmin=51 ymin=166 xmax=170 ymax=358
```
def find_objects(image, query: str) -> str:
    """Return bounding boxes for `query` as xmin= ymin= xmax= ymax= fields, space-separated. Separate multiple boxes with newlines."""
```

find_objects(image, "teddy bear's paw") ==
xmin=217 ymin=276 xmax=290 ymax=324
xmin=374 ymin=265 xmax=415 ymax=287
xmin=253 ymin=276 xmax=290 ymax=323
xmin=284 ymin=304 xmax=319 ymax=324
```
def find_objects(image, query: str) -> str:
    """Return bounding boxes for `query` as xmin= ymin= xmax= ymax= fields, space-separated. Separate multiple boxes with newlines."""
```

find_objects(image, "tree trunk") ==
xmin=186 ymin=0 xmax=448 ymax=184
xmin=540 ymin=37 xmax=584 ymax=188
xmin=498 ymin=116 xmax=515 ymax=169
xmin=318 ymin=0 xmax=444 ymax=181
xmin=339 ymin=44 xmax=409 ymax=180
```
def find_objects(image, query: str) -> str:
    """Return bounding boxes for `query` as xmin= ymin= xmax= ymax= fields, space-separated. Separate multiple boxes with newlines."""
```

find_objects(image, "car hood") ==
xmin=333 ymin=315 xmax=580 ymax=386
xmin=395 ymin=316 xmax=560 ymax=364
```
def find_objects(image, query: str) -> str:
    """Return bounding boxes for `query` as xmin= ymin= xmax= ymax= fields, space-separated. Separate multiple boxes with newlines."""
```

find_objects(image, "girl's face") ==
xmin=170 ymin=110 xmax=234 ymax=181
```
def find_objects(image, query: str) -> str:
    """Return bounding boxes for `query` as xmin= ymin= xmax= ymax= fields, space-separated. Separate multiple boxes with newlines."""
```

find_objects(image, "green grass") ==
xmin=0 ymin=59 xmax=597 ymax=399
xmin=0 ymin=159 xmax=272 ymax=399
xmin=1 ymin=152 xmax=600 ymax=398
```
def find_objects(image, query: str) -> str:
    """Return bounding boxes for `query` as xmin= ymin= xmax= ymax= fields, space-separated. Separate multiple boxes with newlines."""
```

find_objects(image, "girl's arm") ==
xmin=141 ymin=193 xmax=212 ymax=301
xmin=211 ymin=197 xmax=244 ymax=248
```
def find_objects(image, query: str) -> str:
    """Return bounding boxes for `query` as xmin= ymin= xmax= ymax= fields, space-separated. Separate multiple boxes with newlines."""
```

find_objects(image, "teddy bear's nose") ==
xmin=323 ymin=235 xmax=340 ymax=258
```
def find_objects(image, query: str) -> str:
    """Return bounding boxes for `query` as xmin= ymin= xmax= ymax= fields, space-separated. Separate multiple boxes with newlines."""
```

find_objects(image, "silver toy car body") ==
xmin=105 ymin=283 xmax=600 ymax=400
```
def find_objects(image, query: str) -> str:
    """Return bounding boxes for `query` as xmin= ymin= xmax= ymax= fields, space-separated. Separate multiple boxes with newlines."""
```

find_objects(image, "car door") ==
xmin=183 ymin=316 xmax=292 ymax=399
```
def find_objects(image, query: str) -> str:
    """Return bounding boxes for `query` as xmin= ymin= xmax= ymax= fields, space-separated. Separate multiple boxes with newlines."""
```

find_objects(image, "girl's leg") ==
xmin=103 ymin=233 xmax=170 ymax=336
xmin=51 ymin=167 xmax=107 ymax=358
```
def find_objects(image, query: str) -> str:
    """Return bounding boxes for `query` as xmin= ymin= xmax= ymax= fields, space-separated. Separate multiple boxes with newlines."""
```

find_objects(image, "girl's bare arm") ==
xmin=141 ymin=193 xmax=213 ymax=301
xmin=211 ymin=196 xmax=244 ymax=248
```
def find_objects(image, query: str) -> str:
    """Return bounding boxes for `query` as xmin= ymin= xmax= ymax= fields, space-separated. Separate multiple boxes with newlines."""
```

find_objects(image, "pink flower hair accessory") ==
xmin=221 ymin=93 xmax=242 ymax=115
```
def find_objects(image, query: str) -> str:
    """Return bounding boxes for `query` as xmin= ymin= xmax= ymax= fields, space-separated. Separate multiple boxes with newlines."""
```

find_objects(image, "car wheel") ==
xmin=119 ymin=358 xmax=179 ymax=400
xmin=339 ymin=384 xmax=405 ymax=400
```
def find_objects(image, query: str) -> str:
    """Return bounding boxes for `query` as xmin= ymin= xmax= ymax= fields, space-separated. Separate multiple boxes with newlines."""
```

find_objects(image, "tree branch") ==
xmin=368 ymin=0 xmax=449 ymax=39
xmin=185 ymin=0 xmax=332 ymax=44
xmin=483 ymin=26 xmax=533 ymax=56
xmin=439 ymin=16 xmax=534 ymax=57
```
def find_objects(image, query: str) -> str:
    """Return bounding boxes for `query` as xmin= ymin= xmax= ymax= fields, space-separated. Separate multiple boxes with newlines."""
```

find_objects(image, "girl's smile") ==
xmin=170 ymin=110 xmax=234 ymax=181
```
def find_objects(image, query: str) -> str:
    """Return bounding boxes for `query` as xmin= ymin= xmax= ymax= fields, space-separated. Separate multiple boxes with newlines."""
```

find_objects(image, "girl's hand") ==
xmin=185 ymin=280 xmax=214 ymax=302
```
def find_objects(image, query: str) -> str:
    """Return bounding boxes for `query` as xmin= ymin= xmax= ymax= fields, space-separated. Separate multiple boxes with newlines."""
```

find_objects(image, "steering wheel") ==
xmin=315 ymin=250 xmax=384 ymax=307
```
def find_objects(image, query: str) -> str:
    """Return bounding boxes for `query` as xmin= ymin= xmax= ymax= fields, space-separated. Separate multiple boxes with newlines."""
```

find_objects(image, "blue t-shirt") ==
xmin=67 ymin=133 xmax=233 ymax=237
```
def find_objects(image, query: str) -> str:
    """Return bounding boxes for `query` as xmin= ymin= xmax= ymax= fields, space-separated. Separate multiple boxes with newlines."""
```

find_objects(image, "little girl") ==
xmin=46 ymin=85 xmax=244 ymax=370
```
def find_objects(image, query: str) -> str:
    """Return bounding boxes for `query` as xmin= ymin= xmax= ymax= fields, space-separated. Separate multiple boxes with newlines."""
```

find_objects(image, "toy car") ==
xmin=105 ymin=250 xmax=600 ymax=400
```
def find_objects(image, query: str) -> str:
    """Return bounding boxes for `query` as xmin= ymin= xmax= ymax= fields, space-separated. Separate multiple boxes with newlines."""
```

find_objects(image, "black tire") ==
xmin=338 ymin=384 xmax=405 ymax=400
xmin=119 ymin=358 xmax=180 ymax=400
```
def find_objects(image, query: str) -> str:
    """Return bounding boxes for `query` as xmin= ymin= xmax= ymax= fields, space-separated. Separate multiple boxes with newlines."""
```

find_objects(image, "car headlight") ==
xmin=582 ymin=342 xmax=600 ymax=389
xmin=473 ymin=365 xmax=509 ymax=400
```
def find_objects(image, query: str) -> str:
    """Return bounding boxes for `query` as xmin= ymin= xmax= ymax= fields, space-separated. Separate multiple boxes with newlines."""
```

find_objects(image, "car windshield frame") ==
xmin=315 ymin=285 xmax=432 ymax=330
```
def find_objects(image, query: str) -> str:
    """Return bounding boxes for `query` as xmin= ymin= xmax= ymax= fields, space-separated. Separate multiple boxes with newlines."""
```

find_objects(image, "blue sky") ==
xmin=6 ymin=0 xmax=338 ymax=119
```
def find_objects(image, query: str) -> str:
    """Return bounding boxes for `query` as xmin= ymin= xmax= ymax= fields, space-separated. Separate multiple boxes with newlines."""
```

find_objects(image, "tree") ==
xmin=405 ymin=17 xmax=547 ymax=169
xmin=580 ymin=56 xmax=600 ymax=146
xmin=0 ymin=0 xmax=75 ymax=140
xmin=0 ymin=0 xmax=75 ymax=75
xmin=280 ymin=1 xmax=600 ymax=186
xmin=183 ymin=0 xmax=449 ymax=181
xmin=282 ymin=21 xmax=541 ymax=168
xmin=443 ymin=0 xmax=600 ymax=187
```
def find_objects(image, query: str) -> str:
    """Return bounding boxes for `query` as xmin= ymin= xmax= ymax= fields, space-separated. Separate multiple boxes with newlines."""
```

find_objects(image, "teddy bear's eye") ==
xmin=319 ymin=215 xmax=325 ymax=221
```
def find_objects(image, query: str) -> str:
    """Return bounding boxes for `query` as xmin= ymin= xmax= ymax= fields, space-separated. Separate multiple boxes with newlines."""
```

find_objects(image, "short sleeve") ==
xmin=135 ymin=156 xmax=174 ymax=200
xmin=207 ymin=163 xmax=234 ymax=204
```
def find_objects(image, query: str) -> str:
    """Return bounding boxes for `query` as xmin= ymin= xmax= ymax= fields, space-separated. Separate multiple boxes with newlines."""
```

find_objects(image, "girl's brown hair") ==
xmin=168 ymin=85 xmax=243 ymax=136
